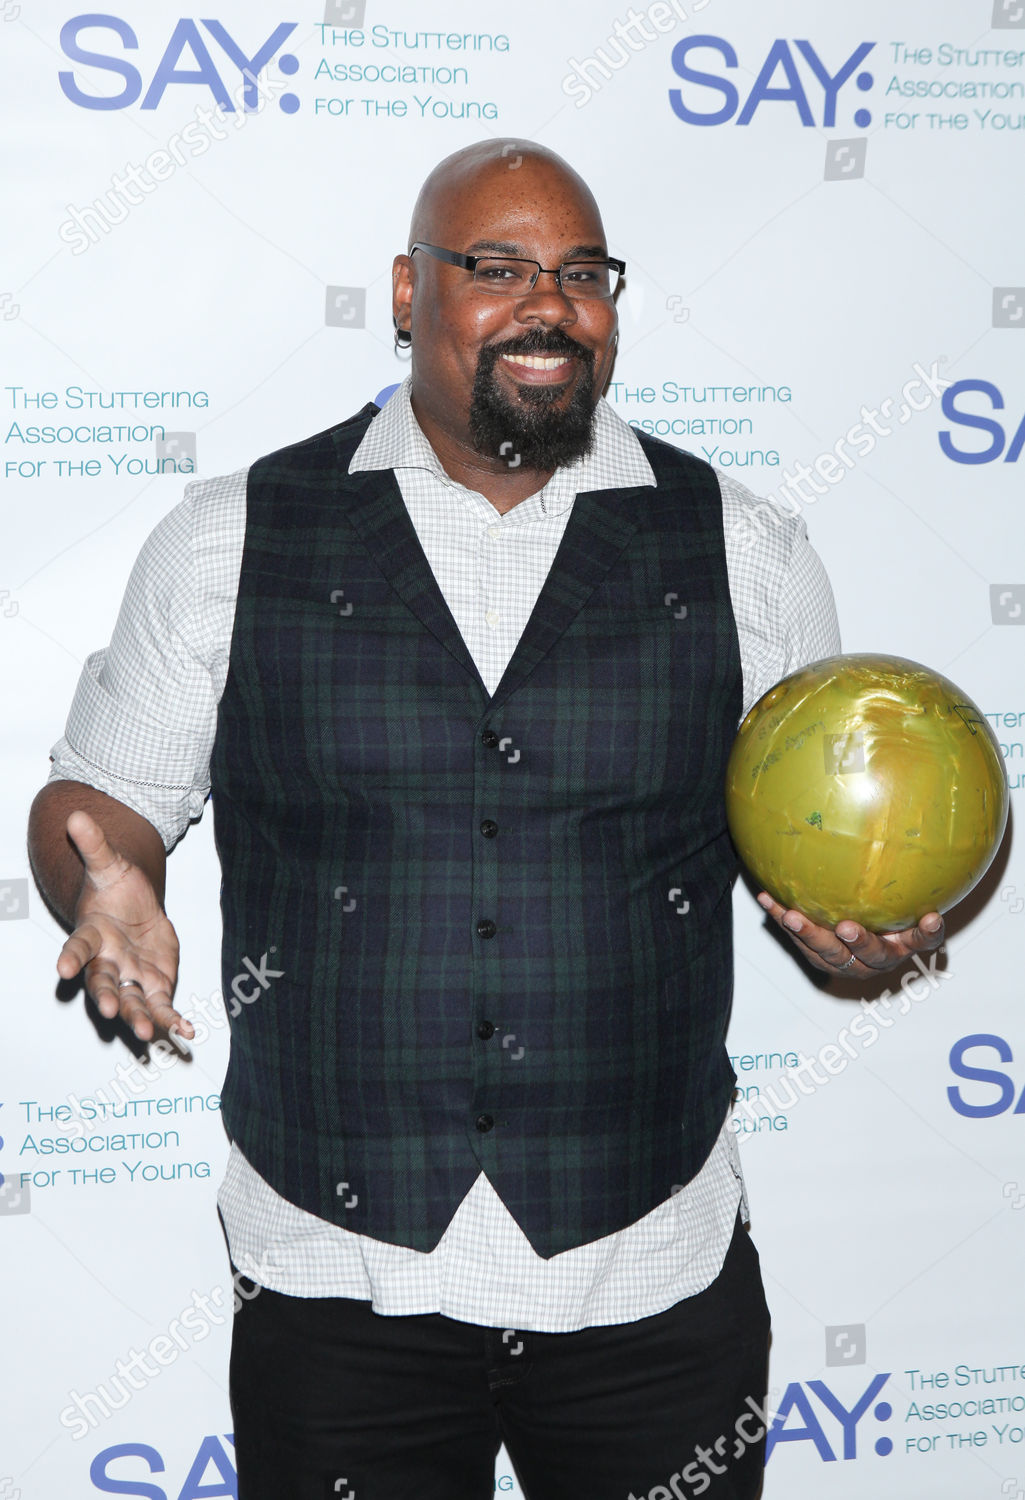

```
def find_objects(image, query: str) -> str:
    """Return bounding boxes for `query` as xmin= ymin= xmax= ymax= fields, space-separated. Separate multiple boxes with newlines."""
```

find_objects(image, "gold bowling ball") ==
xmin=725 ymin=654 xmax=1008 ymax=932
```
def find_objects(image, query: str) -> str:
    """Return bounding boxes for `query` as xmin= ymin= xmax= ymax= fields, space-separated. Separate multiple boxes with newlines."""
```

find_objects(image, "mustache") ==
xmin=480 ymin=328 xmax=593 ymax=364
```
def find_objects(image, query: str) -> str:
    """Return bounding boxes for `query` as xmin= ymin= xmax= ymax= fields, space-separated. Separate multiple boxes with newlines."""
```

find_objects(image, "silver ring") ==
xmin=117 ymin=978 xmax=143 ymax=990
xmin=837 ymin=954 xmax=857 ymax=971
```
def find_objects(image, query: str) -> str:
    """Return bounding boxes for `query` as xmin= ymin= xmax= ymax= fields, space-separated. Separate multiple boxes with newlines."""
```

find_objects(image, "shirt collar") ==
xmin=349 ymin=376 xmax=655 ymax=514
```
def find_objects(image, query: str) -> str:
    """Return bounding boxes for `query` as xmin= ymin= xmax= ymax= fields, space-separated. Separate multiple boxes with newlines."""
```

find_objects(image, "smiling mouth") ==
xmin=501 ymin=353 xmax=574 ymax=370
xmin=498 ymin=352 xmax=577 ymax=387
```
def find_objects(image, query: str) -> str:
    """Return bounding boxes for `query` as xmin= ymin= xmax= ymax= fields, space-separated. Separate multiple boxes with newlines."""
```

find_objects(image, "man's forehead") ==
xmin=433 ymin=168 xmax=605 ymax=249
xmin=409 ymin=145 xmax=606 ymax=253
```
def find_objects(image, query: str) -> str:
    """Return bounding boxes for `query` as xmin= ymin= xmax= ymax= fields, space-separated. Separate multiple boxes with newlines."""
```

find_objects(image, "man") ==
xmin=29 ymin=140 xmax=944 ymax=1499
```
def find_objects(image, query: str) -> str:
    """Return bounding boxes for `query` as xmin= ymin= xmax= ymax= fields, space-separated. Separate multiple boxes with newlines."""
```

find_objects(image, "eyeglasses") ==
xmin=410 ymin=241 xmax=625 ymax=300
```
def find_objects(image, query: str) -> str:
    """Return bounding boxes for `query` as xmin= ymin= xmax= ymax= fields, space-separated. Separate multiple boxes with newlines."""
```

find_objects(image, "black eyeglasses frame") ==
xmin=409 ymin=241 xmax=626 ymax=299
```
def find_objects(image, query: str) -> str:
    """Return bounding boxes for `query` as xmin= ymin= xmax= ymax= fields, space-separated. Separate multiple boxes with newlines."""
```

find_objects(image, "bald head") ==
xmin=408 ymin=139 xmax=606 ymax=252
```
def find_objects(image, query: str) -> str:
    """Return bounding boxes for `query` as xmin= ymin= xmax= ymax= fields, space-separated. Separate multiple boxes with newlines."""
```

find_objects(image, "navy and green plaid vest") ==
xmin=210 ymin=404 xmax=742 ymax=1258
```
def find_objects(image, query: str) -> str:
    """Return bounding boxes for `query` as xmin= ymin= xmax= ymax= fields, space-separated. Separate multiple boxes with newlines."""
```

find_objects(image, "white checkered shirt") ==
xmin=48 ymin=378 xmax=840 ymax=1330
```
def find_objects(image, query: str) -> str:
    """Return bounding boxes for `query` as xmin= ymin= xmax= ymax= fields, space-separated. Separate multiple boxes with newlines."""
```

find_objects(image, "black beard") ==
xmin=467 ymin=328 xmax=597 ymax=471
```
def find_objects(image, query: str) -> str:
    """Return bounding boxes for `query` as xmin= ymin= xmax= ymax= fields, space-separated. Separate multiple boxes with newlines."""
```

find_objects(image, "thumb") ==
xmin=65 ymin=809 xmax=127 ymax=883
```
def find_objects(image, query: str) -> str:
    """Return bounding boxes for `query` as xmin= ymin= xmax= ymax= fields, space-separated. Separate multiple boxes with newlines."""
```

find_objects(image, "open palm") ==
xmin=56 ymin=809 xmax=193 ymax=1042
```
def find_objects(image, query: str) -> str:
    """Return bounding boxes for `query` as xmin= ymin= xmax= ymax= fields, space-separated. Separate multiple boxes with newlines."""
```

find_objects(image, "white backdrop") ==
xmin=3 ymin=2 xmax=1023 ymax=1495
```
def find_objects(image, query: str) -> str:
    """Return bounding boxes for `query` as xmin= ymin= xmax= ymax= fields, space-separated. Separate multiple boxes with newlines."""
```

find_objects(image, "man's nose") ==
xmin=513 ymin=269 xmax=578 ymax=324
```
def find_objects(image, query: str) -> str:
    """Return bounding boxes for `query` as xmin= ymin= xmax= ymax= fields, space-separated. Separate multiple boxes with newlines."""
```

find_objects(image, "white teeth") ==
xmin=501 ymin=354 xmax=570 ymax=370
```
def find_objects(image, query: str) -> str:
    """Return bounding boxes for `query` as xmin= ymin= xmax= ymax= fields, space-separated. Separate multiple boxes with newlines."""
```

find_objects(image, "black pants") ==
xmin=230 ymin=1212 xmax=771 ymax=1500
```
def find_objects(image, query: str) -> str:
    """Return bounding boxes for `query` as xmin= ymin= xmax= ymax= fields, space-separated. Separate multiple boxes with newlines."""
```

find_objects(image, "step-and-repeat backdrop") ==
xmin=3 ymin=1 xmax=1023 ymax=1495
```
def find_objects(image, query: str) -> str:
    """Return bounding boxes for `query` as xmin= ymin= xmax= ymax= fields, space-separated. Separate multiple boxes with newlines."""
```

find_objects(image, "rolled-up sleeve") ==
xmin=718 ymin=470 xmax=841 ymax=718
xmin=47 ymin=468 xmax=247 ymax=852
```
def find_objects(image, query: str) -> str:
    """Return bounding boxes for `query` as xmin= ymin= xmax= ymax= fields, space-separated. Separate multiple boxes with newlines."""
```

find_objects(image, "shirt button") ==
xmin=476 ymin=918 xmax=497 ymax=939
xmin=477 ymin=1019 xmax=496 ymax=1040
xmin=481 ymin=729 xmax=499 ymax=748
xmin=476 ymin=1113 xmax=495 ymax=1132
xmin=485 ymin=608 xmax=500 ymax=628
xmin=480 ymin=819 xmax=498 ymax=838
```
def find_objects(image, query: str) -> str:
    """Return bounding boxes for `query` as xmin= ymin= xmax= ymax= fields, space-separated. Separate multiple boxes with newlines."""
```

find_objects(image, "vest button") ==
xmin=476 ymin=1113 xmax=495 ymax=1133
xmin=476 ymin=918 xmax=497 ymax=939
xmin=481 ymin=729 xmax=499 ymax=748
xmin=480 ymin=819 xmax=498 ymax=838
xmin=477 ymin=1019 xmax=496 ymax=1040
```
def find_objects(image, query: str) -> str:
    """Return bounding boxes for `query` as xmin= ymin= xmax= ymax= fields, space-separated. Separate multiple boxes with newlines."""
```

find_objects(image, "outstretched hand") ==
xmin=756 ymin=890 xmax=944 ymax=978
xmin=56 ymin=810 xmax=193 ymax=1043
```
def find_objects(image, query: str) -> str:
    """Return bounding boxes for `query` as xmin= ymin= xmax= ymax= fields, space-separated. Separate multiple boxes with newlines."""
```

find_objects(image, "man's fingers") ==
xmin=782 ymin=908 xmax=869 ymax=968
xmin=107 ymin=979 xmax=157 ymax=1041
xmin=756 ymin=893 xmax=844 ymax=971
xmin=88 ymin=966 xmax=135 ymax=1023
xmin=118 ymin=977 xmax=193 ymax=1041
xmin=88 ymin=969 xmax=192 ymax=1042
xmin=900 ymin=913 xmax=945 ymax=950
xmin=757 ymin=892 xmax=872 ymax=970
xmin=56 ymin=922 xmax=103 ymax=980
xmin=757 ymin=891 xmax=947 ymax=973
xmin=828 ymin=919 xmax=899 ymax=970
xmin=56 ymin=917 xmax=192 ymax=1042
xmin=837 ymin=913 xmax=945 ymax=963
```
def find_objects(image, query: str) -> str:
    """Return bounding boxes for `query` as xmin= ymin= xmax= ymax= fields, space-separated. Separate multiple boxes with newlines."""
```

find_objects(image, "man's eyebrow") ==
xmin=465 ymin=239 xmax=527 ymax=256
xmin=464 ymin=238 xmax=609 ymax=259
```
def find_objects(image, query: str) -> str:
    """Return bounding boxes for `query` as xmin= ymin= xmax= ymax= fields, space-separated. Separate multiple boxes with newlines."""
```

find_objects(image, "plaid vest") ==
xmin=211 ymin=404 xmax=742 ymax=1258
